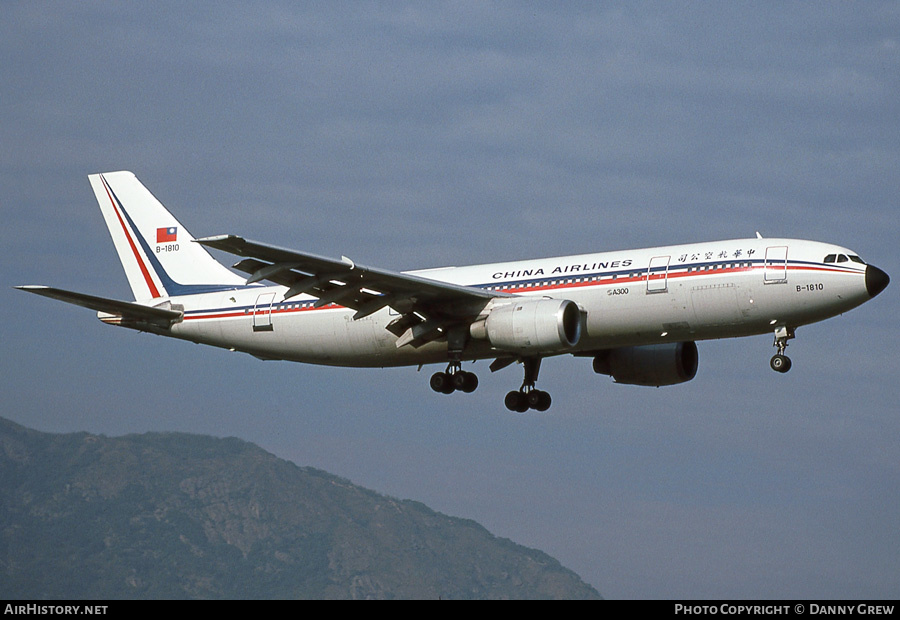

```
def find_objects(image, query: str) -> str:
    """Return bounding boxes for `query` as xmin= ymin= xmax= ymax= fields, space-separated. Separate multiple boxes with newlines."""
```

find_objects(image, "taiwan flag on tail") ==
xmin=156 ymin=227 xmax=177 ymax=243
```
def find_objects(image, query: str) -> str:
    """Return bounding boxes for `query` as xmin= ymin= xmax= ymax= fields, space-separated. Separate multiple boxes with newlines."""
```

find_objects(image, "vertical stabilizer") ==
xmin=88 ymin=171 xmax=245 ymax=301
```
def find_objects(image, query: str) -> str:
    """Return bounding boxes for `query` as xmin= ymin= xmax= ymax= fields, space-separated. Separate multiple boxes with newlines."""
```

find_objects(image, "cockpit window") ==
xmin=824 ymin=254 xmax=836 ymax=263
xmin=849 ymin=255 xmax=865 ymax=264
xmin=837 ymin=254 xmax=849 ymax=263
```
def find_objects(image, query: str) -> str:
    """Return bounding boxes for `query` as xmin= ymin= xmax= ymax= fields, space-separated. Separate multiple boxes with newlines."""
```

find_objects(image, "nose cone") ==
xmin=866 ymin=265 xmax=890 ymax=298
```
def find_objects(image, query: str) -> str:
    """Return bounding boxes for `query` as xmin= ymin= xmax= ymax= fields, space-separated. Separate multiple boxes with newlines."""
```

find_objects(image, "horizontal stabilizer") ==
xmin=14 ymin=286 xmax=182 ymax=327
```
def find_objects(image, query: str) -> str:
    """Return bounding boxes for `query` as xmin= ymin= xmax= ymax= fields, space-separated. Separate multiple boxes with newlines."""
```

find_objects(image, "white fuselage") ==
xmin=161 ymin=238 xmax=872 ymax=367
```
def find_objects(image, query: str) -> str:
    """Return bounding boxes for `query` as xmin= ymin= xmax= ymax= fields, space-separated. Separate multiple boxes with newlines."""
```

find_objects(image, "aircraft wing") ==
xmin=195 ymin=235 xmax=505 ymax=346
xmin=15 ymin=285 xmax=183 ymax=328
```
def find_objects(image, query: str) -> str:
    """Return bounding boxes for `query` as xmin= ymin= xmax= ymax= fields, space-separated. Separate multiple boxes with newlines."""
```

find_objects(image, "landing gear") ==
xmin=430 ymin=327 xmax=478 ymax=395
xmin=430 ymin=361 xmax=478 ymax=394
xmin=504 ymin=357 xmax=552 ymax=412
xmin=770 ymin=326 xmax=795 ymax=374
xmin=504 ymin=388 xmax=551 ymax=412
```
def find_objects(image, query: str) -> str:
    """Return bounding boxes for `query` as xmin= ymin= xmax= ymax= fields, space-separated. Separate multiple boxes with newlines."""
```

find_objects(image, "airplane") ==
xmin=16 ymin=171 xmax=890 ymax=412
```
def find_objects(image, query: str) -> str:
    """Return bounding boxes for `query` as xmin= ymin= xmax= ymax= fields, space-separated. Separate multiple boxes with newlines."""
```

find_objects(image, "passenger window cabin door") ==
xmin=647 ymin=255 xmax=671 ymax=293
xmin=764 ymin=246 xmax=788 ymax=283
xmin=252 ymin=292 xmax=276 ymax=332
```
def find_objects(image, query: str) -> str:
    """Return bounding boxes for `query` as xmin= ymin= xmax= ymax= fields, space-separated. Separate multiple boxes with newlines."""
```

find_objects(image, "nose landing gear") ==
xmin=770 ymin=326 xmax=795 ymax=373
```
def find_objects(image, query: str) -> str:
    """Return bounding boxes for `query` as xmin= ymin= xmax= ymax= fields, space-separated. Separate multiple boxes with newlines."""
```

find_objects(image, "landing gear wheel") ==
xmin=431 ymin=368 xmax=478 ymax=394
xmin=527 ymin=390 xmax=552 ymax=412
xmin=505 ymin=391 xmax=529 ymax=413
xmin=430 ymin=372 xmax=455 ymax=394
xmin=770 ymin=354 xmax=792 ymax=373
xmin=452 ymin=371 xmax=479 ymax=393
xmin=505 ymin=389 xmax=551 ymax=412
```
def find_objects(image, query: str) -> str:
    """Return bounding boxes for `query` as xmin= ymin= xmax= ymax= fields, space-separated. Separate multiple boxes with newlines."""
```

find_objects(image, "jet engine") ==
xmin=471 ymin=298 xmax=582 ymax=354
xmin=592 ymin=342 xmax=698 ymax=386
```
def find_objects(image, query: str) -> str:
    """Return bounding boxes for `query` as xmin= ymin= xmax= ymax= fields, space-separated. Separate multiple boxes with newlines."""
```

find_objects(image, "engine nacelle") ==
xmin=592 ymin=342 xmax=698 ymax=386
xmin=472 ymin=298 xmax=582 ymax=354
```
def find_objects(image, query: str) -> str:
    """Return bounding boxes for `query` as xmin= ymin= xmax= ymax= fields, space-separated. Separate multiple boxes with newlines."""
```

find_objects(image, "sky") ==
xmin=2 ymin=2 xmax=899 ymax=599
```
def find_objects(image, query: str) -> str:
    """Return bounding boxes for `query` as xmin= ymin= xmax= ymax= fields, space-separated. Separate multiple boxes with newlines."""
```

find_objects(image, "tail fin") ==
xmin=88 ymin=171 xmax=245 ymax=301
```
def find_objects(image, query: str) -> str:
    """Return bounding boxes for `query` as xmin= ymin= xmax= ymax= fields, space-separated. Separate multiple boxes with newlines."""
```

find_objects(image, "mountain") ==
xmin=0 ymin=417 xmax=600 ymax=599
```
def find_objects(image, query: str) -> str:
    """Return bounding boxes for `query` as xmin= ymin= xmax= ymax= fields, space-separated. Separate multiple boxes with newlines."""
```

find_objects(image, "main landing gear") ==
xmin=770 ymin=326 xmax=795 ymax=374
xmin=429 ymin=357 xmax=553 ymax=412
xmin=430 ymin=361 xmax=479 ymax=394
xmin=430 ymin=327 xmax=479 ymax=394
xmin=504 ymin=357 xmax=552 ymax=413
